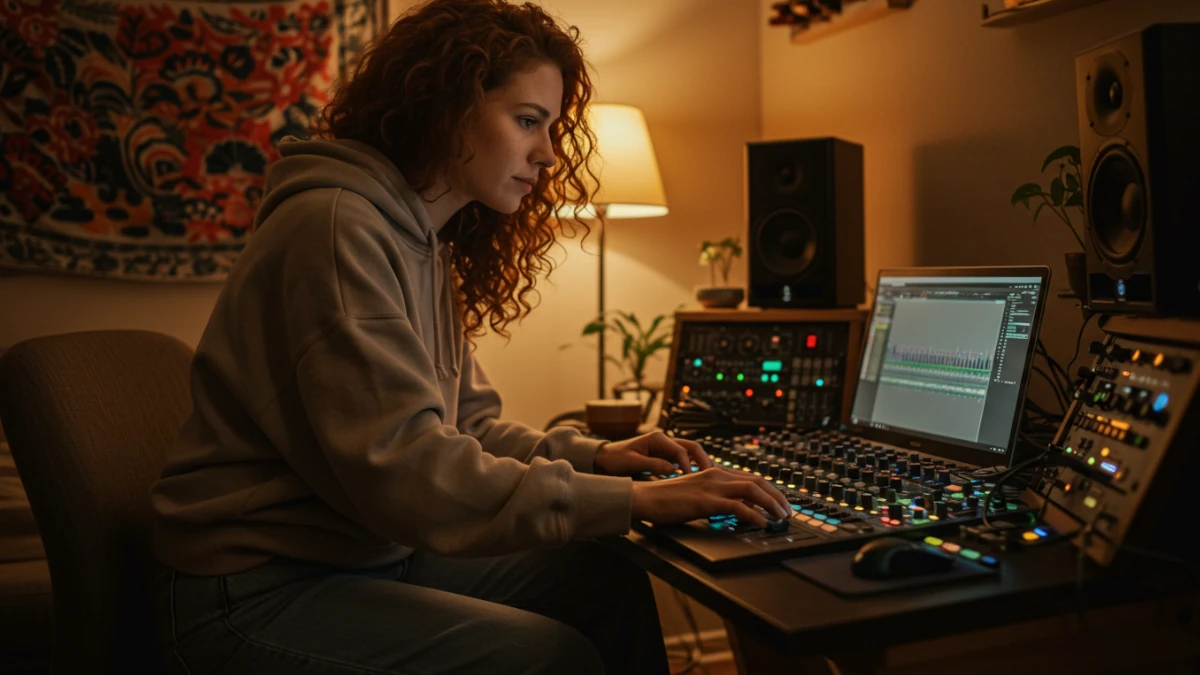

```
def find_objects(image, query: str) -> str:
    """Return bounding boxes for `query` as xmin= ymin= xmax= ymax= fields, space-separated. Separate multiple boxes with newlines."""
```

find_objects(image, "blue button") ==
xmin=981 ymin=555 xmax=998 ymax=567
xmin=1154 ymin=392 xmax=1169 ymax=413
xmin=1033 ymin=527 xmax=1048 ymax=537
xmin=791 ymin=504 xmax=803 ymax=511
xmin=825 ymin=518 xmax=841 ymax=525
xmin=813 ymin=513 xmax=828 ymax=521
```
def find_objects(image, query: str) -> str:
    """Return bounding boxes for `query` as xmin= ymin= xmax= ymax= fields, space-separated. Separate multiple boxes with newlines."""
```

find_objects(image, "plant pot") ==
xmin=696 ymin=286 xmax=744 ymax=309
xmin=1064 ymin=251 xmax=1087 ymax=301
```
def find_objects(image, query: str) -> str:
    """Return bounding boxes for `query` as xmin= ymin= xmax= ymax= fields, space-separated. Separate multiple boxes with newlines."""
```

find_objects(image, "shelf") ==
xmin=981 ymin=0 xmax=1115 ymax=27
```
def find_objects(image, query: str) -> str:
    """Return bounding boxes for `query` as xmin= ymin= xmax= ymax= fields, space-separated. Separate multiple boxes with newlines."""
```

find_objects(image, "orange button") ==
xmin=820 ymin=524 xmax=838 ymax=533
xmin=941 ymin=542 xmax=962 ymax=554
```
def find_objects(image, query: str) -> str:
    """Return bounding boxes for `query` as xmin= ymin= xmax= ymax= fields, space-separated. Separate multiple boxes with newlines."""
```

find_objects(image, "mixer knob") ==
xmin=911 ymin=506 xmax=927 ymax=520
xmin=990 ymin=492 xmax=1006 ymax=510
xmin=833 ymin=460 xmax=846 ymax=475
xmin=923 ymin=464 xmax=937 ymax=480
xmin=860 ymin=493 xmax=875 ymax=511
xmin=1166 ymin=355 xmax=1193 ymax=374
xmin=887 ymin=503 xmax=904 ymax=520
xmin=911 ymin=462 xmax=923 ymax=478
xmin=831 ymin=484 xmax=845 ymax=501
xmin=820 ymin=442 xmax=832 ymax=453
xmin=934 ymin=501 xmax=949 ymax=519
xmin=820 ymin=457 xmax=834 ymax=472
xmin=890 ymin=476 xmax=904 ymax=491
xmin=1076 ymin=365 xmax=1096 ymax=386
xmin=847 ymin=466 xmax=861 ymax=480
xmin=1106 ymin=343 xmax=1132 ymax=362
xmin=966 ymin=495 xmax=980 ymax=510
xmin=846 ymin=449 xmax=857 ymax=464
xmin=1089 ymin=340 xmax=1107 ymax=356
xmin=804 ymin=475 xmax=818 ymax=491
xmin=796 ymin=451 xmax=811 ymax=466
xmin=936 ymin=468 xmax=951 ymax=485
xmin=756 ymin=460 xmax=770 ymax=475
xmin=782 ymin=448 xmax=797 ymax=462
xmin=877 ymin=456 xmax=890 ymax=471
xmin=896 ymin=459 xmax=909 ymax=474
xmin=845 ymin=489 xmax=859 ymax=506
xmin=862 ymin=468 xmax=876 ymax=484
xmin=769 ymin=463 xmax=784 ymax=479
xmin=931 ymin=488 xmax=944 ymax=502
xmin=780 ymin=467 xmax=794 ymax=484
xmin=832 ymin=445 xmax=846 ymax=459
xmin=817 ymin=479 xmax=831 ymax=495
xmin=886 ymin=488 xmax=899 ymax=503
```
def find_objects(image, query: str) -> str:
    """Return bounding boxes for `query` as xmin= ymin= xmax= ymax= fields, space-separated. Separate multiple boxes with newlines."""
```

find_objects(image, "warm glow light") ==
xmin=558 ymin=103 xmax=669 ymax=220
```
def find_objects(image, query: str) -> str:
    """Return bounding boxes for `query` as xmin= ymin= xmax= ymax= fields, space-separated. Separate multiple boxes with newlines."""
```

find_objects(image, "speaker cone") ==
xmin=1085 ymin=50 xmax=1132 ymax=137
xmin=768 ymin=160 xmax=803 ymax=194
xmin=1087 ymin=144 xmax=1146 ymax=265
xmin=755 ymin=209 xmax=817 ymax=277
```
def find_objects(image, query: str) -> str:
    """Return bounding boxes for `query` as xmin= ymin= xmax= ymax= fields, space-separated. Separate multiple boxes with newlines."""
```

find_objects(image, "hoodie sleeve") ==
xmin=456 ymin=346 xmax=607 ymax=473
xmin=280 ymin=191 xmax=633 ymax=557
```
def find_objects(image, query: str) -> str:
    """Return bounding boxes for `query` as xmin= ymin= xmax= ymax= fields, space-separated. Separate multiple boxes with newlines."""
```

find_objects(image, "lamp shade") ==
xmin=579 ymin=103 xmax=668 ymax=219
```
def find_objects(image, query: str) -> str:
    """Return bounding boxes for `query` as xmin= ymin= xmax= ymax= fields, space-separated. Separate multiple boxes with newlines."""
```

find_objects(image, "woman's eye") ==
xmin=519 ymin=117 xmax=538 ymax=129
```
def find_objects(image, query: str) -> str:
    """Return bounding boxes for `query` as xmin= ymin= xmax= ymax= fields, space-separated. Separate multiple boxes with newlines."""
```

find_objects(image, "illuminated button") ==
xmin=820 ymin=523 xmax=838 ymax=533
xmin=745 ymin=389 xmax=753 ymax=397
xmin=959 ymin=549 xmax=982 ymax=561
xmin=1153 ymin=393 xmax=1170 ymax=413
xmin=812 ymin=513 xmax=828 ymax=521
xmin=716 ymin=373 xmax=724 ymax=381
xmin=1101 ymin=447 xmax=1110 ymax=457
xmin=737 ymin=374 xmax=744 ymax=381
xmin=1084 ymin=496 xmax=1098 ymax=509
xmin=825 ymin=518 xmax=841 ymax=526
xmin=1087 ymin=456 xmax=1096 ymax=466
xmin=946 ymin=484 xmax=963 ymax=493
xmin=1132 ymin=349 xmax=1142 ymax=363
xmin=1022 ymin=531 xmax=1039 ymax=542
xmin=924 ymin=536 xmax=944 ymax=547
xmin=693 ymin=358 xmax=702 ymax=367
xmin=941 ymin=542 xmax=962 ymax=554
xmin=1034 ymin=527 xmax=1048 ymax=537
xmin=815 ymin=378 xmax=825 ymax=387
xmin=981 ymin=555 xmax=999 ymax=567
xmin=1154 ymin=353 xmax=1165 ymax=367
xmin=770 ymin=374 xmax=779 ymax=383
xmin=761 ymin=374 xmax=769 ymax=383
xmin=806 ymin=334 xmax=818 ymax=349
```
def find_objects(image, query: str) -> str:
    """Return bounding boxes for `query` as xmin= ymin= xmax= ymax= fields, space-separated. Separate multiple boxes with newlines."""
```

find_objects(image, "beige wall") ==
xmin=759 ymin=0 xmax=1200 ymax=399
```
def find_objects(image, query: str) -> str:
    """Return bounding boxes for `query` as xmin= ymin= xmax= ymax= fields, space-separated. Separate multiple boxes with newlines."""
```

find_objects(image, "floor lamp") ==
xmin=583 ymin=104 xmax=669 ymax=400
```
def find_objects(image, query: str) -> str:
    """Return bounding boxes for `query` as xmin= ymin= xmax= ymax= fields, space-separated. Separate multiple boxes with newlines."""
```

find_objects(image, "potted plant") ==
xmin=696 ymin=237 xmax=744 ymax=309
xmin=1011 ymin=145 xmax=1086 ymax=299
xmin=582 ymin=310 xmax=673 ymax=407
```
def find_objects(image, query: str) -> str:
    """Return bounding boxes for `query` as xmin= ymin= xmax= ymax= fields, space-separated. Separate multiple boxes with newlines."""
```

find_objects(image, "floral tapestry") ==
xmin=0 ymin=0 xmax=384 ymax=280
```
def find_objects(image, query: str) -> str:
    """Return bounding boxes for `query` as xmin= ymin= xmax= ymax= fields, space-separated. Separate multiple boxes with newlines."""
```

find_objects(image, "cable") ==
xmin=668 ymin=589 xmax=705 ymax=675
xmin=982 ymin=448 xmax=1050 ymax=528
xmin=1066 ymin=313 xmax=1098 ymax=376
xmin=1030 ymin=365 xmax=1068 ymax=414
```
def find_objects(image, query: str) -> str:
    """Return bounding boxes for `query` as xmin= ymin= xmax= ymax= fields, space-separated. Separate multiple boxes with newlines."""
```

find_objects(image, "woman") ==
xmin=149 ymin=1 xmax=791 ymax=673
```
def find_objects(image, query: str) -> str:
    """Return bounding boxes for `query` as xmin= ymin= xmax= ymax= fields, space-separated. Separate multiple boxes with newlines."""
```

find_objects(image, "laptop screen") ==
xmin=848 ymin=267 xmax=1050 ymax=466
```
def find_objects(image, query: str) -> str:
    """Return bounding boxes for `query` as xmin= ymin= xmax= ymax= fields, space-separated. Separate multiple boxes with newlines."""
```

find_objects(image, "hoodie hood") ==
xmin=260 ymin=136 xmax=457 ymax=379
xmin=258 ymin=136 xmax=437 ymax=243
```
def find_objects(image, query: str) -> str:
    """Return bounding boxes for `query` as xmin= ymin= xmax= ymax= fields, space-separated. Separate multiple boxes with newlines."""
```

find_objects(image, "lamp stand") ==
xmin=596 ymin=204 xmax=609 ymax=400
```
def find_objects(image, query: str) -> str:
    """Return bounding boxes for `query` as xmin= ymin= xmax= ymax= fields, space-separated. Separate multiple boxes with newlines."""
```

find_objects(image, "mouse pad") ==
xmin=782 ymin=551 xmax=998 ymax=597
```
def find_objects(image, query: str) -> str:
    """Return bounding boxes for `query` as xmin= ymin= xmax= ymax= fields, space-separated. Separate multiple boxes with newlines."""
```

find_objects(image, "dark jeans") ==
xmin=152 ymin=540 xmax=669 ymax=675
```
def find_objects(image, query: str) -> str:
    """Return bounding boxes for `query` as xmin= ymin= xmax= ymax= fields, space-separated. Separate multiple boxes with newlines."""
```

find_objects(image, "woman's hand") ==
xmin=593 ymin=430 xmax=713 ymax=477
xmin=631 ymin=467 xmax=792 ymax=527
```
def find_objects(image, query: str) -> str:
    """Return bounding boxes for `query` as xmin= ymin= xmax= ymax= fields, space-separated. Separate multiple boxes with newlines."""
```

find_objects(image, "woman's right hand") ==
xmin=630 ymin=467 xmax=792 ymax=527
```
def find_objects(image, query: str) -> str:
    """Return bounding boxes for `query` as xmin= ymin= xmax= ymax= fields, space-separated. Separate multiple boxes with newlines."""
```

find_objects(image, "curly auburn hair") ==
xmin=314 ymin=0 xmax=597 ymax=339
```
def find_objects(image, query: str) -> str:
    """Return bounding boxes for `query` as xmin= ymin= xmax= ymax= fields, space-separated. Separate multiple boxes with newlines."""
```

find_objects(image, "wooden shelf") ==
xmin=981 ymin=0 xmax=1114 ymax=27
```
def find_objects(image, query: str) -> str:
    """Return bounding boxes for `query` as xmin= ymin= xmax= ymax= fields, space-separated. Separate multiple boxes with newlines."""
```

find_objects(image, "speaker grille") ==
xmin=1087 ymin=143 xmax=1147 ymax=265
xmin=754 ymin=209 xmax=818 ymax=277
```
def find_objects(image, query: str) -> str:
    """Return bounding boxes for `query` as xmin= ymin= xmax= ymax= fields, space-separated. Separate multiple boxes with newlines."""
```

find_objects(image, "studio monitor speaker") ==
xmin=746 ymin=138 xmax=864 ymax=309
xmin=1077 ymin=23 xmax=1200 ymax=316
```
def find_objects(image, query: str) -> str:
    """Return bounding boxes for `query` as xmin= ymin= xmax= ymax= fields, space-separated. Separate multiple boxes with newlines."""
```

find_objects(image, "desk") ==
xmin=607 ymin=531 xmax=1200 ymax=674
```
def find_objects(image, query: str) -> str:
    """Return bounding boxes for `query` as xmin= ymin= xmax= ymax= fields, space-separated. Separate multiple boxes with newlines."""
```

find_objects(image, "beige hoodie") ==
xmin=150 ymin=137 xmax=634 ymax=576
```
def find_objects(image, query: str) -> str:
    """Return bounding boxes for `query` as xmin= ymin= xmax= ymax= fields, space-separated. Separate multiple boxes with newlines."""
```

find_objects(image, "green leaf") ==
xmin=1011 ymin=183 xmax=1044 ymax=207
xmin=1032 ymin=202 xmax=1046 ymax=222
xmin=611 ymin=316 xmax=633 ymax=339
xmin=582 ymin=321 xmax=606 ymax=336
xmin=1064 ymin=192 xmax=1083 ymax=208
xmin=645 ymin=334 xmax=671 ymax=355
xmin=1042 ymin=145 xmax=1081 ymax=172
xmin=1050 ymin=178 xmax=1065 ymax=206
xmin=1065 ymin=172 xmax=1079 ymax=191
xmin=627 ymin=312 xmax=642 ymax=331
xmin=646 ymin=314 xmax=666 ymax=340
xmin=621 ymin=334 xmax=633 ymax=359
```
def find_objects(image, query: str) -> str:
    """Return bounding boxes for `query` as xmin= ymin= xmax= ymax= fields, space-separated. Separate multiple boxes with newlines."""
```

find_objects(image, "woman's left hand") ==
xmin=593 ymin=430 xmax=714 ymax=477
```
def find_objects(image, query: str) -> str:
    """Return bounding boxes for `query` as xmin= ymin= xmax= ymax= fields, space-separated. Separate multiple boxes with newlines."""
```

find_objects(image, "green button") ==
xmin=960 ymin=549 xmax=982 ymax=561
xmin=912 ymin=519 xmax=931 ymax=525
xmin=899 ymin=498 xmax=912 ymax=506
xmin=924 ymin=536 xmax=944 ymax=546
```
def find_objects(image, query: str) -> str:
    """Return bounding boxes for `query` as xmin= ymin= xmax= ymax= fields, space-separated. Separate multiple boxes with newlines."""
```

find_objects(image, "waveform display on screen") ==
xmin=886 ymin=344 xmax=993 ymax=373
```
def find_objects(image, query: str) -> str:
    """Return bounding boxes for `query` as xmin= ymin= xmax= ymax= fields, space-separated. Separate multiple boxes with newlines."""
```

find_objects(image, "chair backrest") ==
xmin=0 ymin=331 xmax=193 ymax=675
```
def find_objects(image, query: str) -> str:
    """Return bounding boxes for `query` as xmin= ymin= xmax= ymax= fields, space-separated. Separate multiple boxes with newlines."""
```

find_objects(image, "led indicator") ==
xmin=806 ymin=334 xmax=818 ymax=349
xmin=1033 ymin=527 xmax=1048 ymax=537
xmin=1100 ymin=461 xmax=1118 ymax=474
xmin=763 ymin=360 xmax=783 ymax=372
xmin=716 ymin=373 xmax=724 ymax=381
xmin=816 ymin=378 xmax=825 ymax=387
xmin=745 ymin=389 xmax=753 ymax=397
xmin=737 ymin=373 xmax=744 ymax=382
xmin=775 ymin=389 xmax=784 ymax=397
xmin=693 ymin=358 xmax=702 ymax=367
xmin=770 ymin=374 xmax=779 ymax=383
xmin=1153 ymin=392 xmax=1169 ymax=413
xmin=762 ymin=374 xmax=769 ymax=382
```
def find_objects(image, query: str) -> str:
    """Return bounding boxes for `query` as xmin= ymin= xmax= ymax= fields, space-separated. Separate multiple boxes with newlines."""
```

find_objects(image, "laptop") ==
xmin=633 ymin=265 xmax=1052 ymax=571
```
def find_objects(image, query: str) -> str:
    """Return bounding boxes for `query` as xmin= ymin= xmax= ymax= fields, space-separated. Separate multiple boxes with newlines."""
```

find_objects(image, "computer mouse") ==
xmin=851 ymin=536 xmax=957 ymax=579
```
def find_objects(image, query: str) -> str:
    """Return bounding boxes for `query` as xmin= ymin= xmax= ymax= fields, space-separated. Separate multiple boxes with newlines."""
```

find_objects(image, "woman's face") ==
xmin=456 ymin=61 xmax=563 ymax=214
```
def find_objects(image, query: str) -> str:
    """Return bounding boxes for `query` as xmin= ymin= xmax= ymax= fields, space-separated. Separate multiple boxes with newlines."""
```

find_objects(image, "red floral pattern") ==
xmin=0 ymin=0 xmax=381 ymax=278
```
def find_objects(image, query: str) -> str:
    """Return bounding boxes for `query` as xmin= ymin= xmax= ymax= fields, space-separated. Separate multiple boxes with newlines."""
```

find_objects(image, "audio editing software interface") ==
xmin=850 ymin=275 xmax=1043 ymax=456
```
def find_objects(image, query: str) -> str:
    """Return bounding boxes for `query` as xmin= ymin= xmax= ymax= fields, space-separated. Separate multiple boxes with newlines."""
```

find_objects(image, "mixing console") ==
xmin=1035 ymin=316 xmax=1200 ymax=566
xmin=634 ymin=427 xmax=1029 ymax=571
